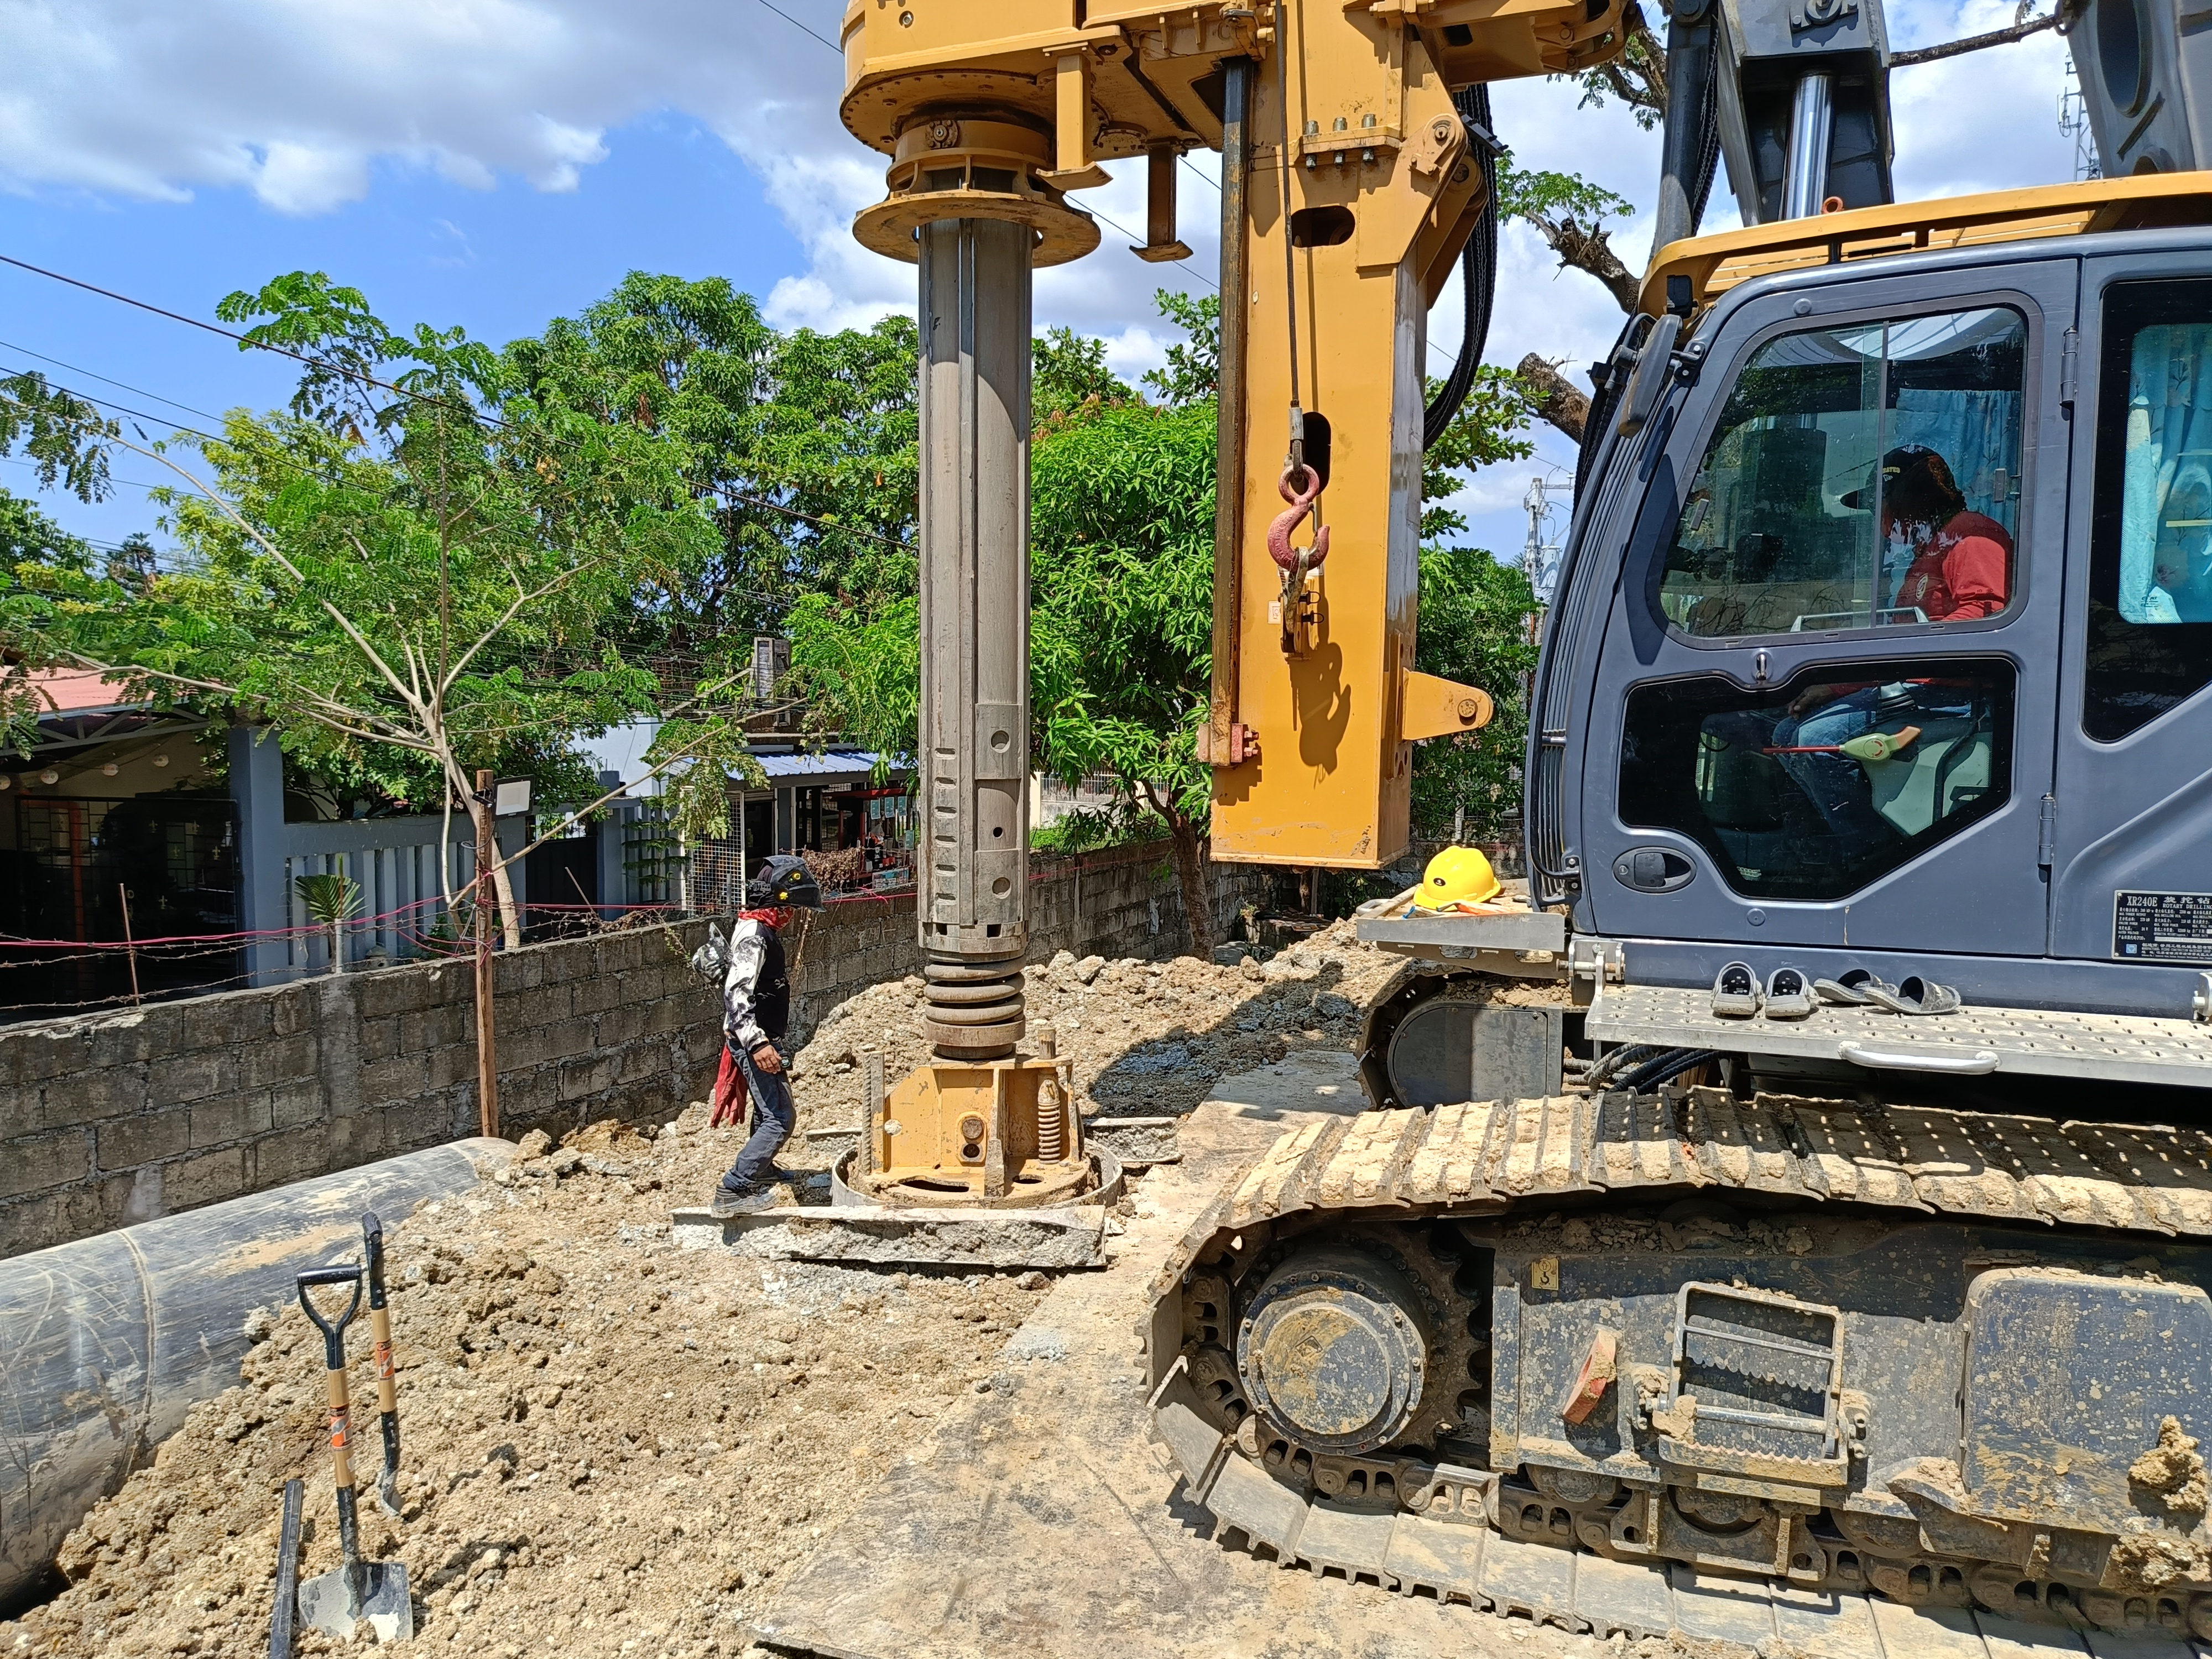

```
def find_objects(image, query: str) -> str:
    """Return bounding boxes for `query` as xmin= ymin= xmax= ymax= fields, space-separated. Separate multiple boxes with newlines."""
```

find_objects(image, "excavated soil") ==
xmin=787 ymin=918 xmax=1404 ymax=1127
xmin=0 ymin=924 xmax=1434 ymax=1659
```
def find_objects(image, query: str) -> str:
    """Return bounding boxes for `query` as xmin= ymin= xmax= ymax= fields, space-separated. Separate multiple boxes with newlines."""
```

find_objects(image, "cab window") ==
xmin=1619 ymin=660 xmax=2016 ymax=901
xmin=2083 ymin=278 xmax=2212 ymax=742
xmin=1661 ymin=308 xmax=2027 ymax=640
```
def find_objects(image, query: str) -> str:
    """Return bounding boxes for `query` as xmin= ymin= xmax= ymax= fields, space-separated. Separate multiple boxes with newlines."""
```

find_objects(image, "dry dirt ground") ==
xmin=0 ymin=925 xmax=1716 ymax=1659
xmin=6 ymin=924 xmax=1608 ymax=1659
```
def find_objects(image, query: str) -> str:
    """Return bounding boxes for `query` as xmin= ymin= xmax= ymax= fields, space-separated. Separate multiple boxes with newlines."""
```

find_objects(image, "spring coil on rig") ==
xmin=1036 ymin=1073 xmax=1065 ymax=1161
xmin=921 ymin=953 xmax=1026 ymax=1058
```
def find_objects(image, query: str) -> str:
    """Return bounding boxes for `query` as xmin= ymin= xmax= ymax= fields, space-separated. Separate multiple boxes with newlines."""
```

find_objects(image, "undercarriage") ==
xmin=1149 ymin=1086 xmax=2212 ymax=1644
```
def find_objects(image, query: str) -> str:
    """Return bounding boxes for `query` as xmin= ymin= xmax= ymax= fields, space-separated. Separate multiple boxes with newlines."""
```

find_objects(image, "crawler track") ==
xmin=1149 ymin=1088 xmax=2212 ymax=1645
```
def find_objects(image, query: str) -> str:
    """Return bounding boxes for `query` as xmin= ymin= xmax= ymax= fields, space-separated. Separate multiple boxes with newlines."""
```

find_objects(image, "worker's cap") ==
xmin=747 ymin=853 xmax=823 ymax=910
xmin=1839 ymin=444 xmax=1944 ymax=511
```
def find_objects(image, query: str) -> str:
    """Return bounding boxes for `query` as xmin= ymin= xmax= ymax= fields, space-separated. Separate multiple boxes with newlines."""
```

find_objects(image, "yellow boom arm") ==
xmin=841 ymin=0 xmax=1627 ymax=870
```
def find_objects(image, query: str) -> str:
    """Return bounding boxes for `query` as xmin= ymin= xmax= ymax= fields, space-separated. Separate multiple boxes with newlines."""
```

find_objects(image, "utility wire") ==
xmin=750 ymin=0 xmax=841 ymax=53
xmin=0 ymin=253 xmax=493 ymax=428
xmin=0 ymin=337 xmax=227 ymax=425
xmin=0 ymin=314 xmax=910 ymax=552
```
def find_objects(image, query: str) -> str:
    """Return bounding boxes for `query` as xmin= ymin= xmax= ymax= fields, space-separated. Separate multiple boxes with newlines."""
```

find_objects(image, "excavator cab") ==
xmin=1554 ymin=251 xmax=2063 ymax=972
xmin=1540 ymin=200 xmax=2212 ymax=1025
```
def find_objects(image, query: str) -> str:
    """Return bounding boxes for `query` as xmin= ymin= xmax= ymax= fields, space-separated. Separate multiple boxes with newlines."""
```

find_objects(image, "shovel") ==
xmin=362 ymin=1212 xmax=402 ymax=1517
xmin=294 ymin=1265 xmax=414 ymax=1644
xmin=269 ymin=1477 xmax=303 ymax=1659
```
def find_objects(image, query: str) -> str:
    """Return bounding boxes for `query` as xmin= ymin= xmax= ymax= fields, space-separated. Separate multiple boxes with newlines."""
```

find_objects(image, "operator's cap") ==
xmin=1415 ymin=845 xmax=1501 ymax=910
xmin=746 ymin=853 xmax=823 ymax=910
xmin=1840 ymin=444 xmax=1940 ymax=511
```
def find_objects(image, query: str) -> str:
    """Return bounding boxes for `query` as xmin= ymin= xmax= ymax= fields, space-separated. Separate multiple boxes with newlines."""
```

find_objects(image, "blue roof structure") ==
xmin=745 ymin=750 xmax=908 ymax=782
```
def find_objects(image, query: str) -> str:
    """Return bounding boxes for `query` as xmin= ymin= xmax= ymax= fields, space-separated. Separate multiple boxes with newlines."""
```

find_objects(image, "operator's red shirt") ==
xmin=1893 ymin=510 xmax=2012 ymax=621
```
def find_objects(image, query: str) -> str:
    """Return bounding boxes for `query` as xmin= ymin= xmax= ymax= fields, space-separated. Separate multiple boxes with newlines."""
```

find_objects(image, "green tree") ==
xmin=500 ymin=273 xmax=921 ymax=658
xmin=1030 ymin=395 xmax=1219 ymax=947
xmin=0 ymin=272 xmax=752 ymax=946
xmin=1408 ymin=549 xmax=1541 ymax=842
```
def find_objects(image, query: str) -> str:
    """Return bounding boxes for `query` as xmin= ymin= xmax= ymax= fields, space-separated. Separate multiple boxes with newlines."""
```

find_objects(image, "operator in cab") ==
xmin=1846 ymin=442 xmax=2013 ymax=622
xmin=1767 ymin=445 xmax=2013 ymax=848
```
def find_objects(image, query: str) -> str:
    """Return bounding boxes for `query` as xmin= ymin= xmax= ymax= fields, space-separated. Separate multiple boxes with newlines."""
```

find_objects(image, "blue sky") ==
xmin=0 ymin=0 xmax=2078 ymax=564
xmin=0 ymin=117 xmax=806 ymax=549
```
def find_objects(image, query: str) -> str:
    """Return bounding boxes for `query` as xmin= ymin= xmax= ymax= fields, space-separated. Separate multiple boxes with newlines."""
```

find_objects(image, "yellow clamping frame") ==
xmin=854 ymin=1031 xmax=1095 ymax=1208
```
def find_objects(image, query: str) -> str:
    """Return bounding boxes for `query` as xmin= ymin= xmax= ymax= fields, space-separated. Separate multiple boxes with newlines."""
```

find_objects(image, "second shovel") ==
xmin=362 ymin=1212 xmax=401 ymax=1517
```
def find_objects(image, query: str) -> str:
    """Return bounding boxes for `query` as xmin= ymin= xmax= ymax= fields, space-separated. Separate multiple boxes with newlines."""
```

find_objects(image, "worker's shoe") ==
xmin=1864 ymin=974 xmax=1961 ymax=1016
xmin=1814 ymin=968 xmax=1895 ymax=1007
xmin=708 ymin=1182 xmax=778 ymax=1219
xmin=1762 ymin=967 xmax=1814 ymax=1020
xmin=1710 ymin=962 xmax=1761 ymax=1019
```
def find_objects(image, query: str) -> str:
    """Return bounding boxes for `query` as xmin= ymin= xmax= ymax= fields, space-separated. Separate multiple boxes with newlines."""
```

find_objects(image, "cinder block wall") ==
xmin=0 ymin=843 xmax=1272 ymax=1258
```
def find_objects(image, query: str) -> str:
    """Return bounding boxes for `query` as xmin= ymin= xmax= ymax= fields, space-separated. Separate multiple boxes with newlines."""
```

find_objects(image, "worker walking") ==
xmin=700 ymin=854 xmax=822 ymax=1218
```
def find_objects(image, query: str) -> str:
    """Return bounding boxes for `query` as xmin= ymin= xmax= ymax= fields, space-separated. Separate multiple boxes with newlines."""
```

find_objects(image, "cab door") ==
xmin=1577 ymin=259 xmax=2075 ymax=956
xmin=2049 ymin=255 xmax=2212 ymax=996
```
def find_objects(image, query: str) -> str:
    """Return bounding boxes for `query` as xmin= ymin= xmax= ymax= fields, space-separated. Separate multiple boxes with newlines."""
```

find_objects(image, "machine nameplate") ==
xmin=2112 ymin=890 xmax=2212 ymax=965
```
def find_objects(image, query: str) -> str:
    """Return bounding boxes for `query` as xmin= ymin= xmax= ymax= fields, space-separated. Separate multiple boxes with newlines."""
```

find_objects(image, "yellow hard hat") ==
xmin=1418 ymin=844 xmax=1500 ymax=909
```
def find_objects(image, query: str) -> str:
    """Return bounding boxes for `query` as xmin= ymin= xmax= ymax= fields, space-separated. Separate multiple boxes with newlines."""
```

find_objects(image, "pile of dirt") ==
xmin=0 ymin=1113 xmax=1052 ymax=1658
xmin=790 ymin=917 xmax=1403 ymax=1124
xmin=0 ymin=922 xmax=1405 ymax=1659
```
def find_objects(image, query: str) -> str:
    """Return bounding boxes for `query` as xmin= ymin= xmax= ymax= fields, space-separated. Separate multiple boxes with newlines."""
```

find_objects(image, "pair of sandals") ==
xmin=1711 ymin=962 xmax=1961 ymax=1020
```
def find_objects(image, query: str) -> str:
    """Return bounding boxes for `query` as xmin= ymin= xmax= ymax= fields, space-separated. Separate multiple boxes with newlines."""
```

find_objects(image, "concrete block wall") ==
xmin=0 ymin=925 xmax=722 ymax=1260
xmin=0 ymin=842 xmax=1274 ymax=1258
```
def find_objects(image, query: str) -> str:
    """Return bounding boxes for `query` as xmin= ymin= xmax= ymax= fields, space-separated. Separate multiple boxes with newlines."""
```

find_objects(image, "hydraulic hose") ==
xmin=1616 ymin=1047 xmax=1724 ymax=1094
xmin=1422 ymin=85 xmax=1498 ymax=451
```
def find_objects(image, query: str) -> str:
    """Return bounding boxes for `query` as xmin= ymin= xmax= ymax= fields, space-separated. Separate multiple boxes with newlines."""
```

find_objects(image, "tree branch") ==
xmin=1516 ymin=354 xmax=1590 ymax=445
xmin=1892 ymin=11 xmax=2058 ymax=67
xmin=1527 ymin=216 xmax=1644 ymax=314
xmin=436 ymin=565 xmax=589 ymax=695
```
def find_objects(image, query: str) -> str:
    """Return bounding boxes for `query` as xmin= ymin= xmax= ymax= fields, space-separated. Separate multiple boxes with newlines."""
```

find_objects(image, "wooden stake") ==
xmin=474 ymin=768 xmax=499 ymax=1140
xmin=118 ymin=884 xmax=142 ymax=1006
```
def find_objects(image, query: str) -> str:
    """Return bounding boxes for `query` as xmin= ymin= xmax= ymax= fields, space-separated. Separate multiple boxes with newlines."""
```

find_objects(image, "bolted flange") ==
xmin=1235 ymin=1246 xmax=1435 ymax=1455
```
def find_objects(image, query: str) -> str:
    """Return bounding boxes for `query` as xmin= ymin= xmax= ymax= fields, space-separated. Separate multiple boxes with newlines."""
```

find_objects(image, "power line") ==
xmin=0 ymin=453 xmax=175 ymax=497
xmin=750 ymin=0 xmax=841 ymax=53
xmin=0 ymin=337 xmax=227 ymax=425
xmin=0 ymin=340 xmax=914 ymax=553
xmin=0 ymin=253 xmax=492 ymax=427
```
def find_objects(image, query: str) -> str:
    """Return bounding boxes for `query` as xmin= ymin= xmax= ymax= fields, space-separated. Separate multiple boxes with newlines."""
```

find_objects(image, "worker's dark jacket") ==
xmin=720 ymin=917 xmax=790 ymax=1050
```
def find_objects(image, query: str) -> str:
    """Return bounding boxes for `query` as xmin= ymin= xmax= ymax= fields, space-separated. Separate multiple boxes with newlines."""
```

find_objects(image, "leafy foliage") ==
xmin=1408 ymin=549 xmax=1542 ymax=841
xmin=1422 ymin=366 xmax=1538 ymax=542
xmin=1143 ymin=291 xmax=1220 ymax=405
xmin=1033 ymin=327 xmax=1135 ymax=428
xmin=1495 ymin=161 xmax=1636 ymax=231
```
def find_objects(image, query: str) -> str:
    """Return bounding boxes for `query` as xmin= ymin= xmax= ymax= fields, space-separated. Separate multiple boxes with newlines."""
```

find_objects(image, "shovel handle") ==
xmin=362 ymin=1212 xmax=387 ymax=1310
xmin=326 ymin=1361 xmax=358 ymax=1490
xmin=296 ymin=1266 xmax=362 ymax=1370
xmin=362 ymin=1212 xmax=399 ymax=1421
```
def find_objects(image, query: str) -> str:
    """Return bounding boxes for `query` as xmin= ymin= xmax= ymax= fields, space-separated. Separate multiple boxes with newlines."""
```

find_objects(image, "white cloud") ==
xmin=0 ymin=0 xmax=2088 ymax=374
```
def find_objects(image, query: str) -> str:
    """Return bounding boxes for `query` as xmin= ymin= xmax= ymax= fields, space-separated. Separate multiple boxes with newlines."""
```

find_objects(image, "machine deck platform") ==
xmin=1589 ymin=982 xmax=2212 ymax=1087
xmin=747 ymin=1051 xmax=2200 ymax=1659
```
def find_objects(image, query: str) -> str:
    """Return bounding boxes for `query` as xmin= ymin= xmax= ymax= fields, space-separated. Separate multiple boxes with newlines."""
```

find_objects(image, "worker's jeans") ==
xmin=1771 ymin=687 xmax=1897 ymax=848
xmin=718 ymin=1042 xmax=794 ymax=1192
